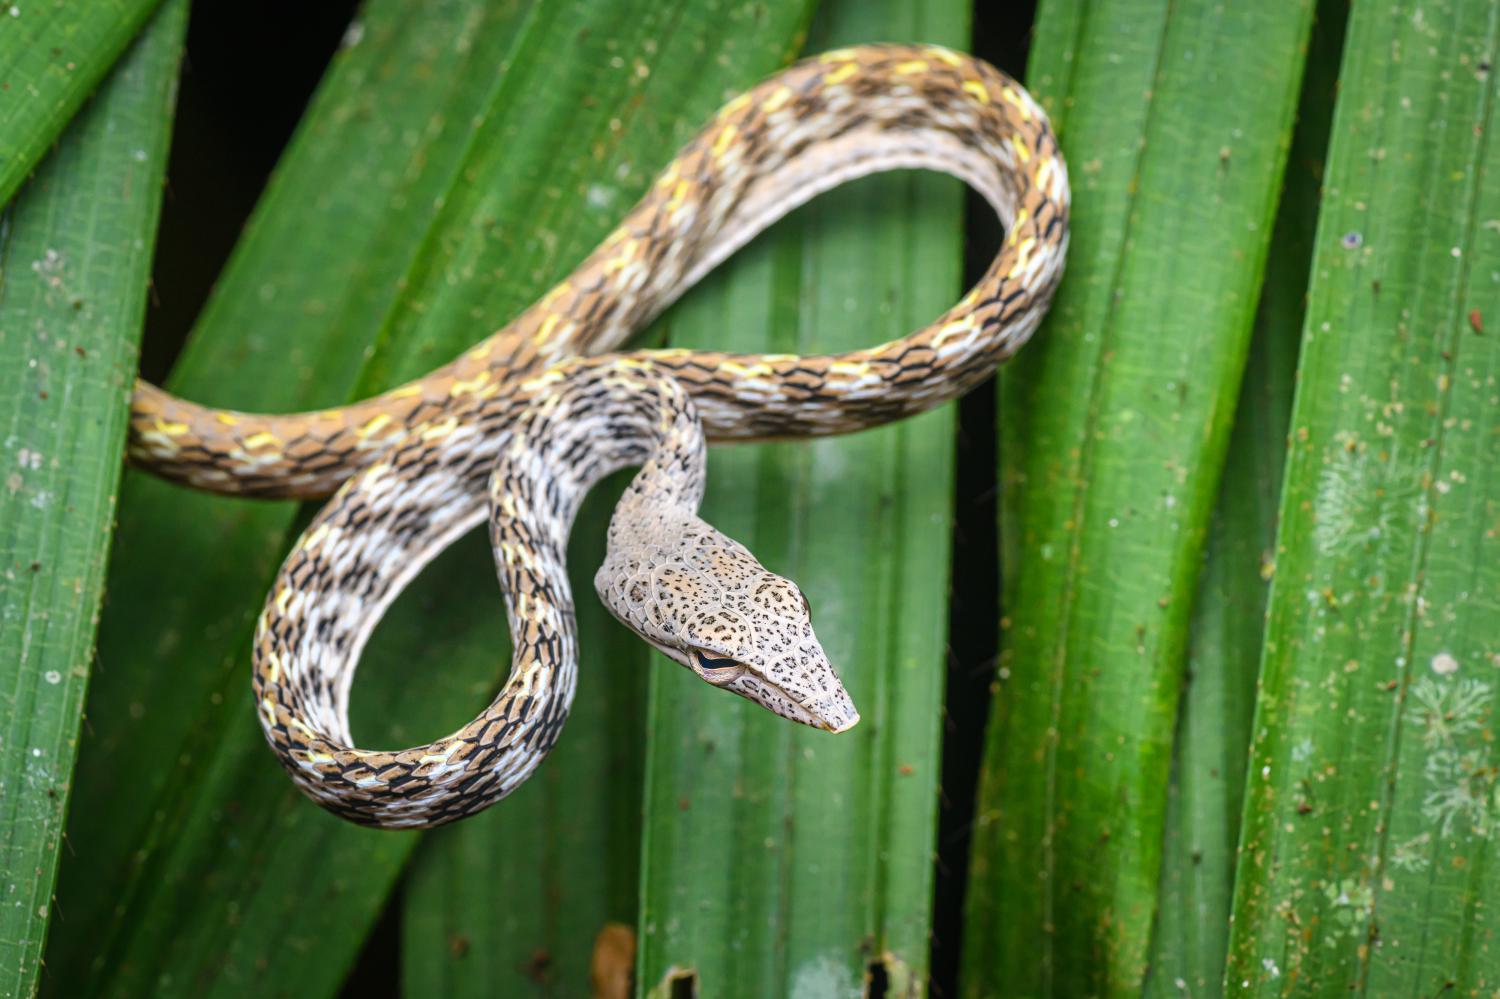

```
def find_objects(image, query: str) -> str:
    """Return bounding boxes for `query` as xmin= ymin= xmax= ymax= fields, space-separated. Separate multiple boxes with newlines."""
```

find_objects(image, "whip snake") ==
xmin=128 ymin=44 xmax=1069 ymax=828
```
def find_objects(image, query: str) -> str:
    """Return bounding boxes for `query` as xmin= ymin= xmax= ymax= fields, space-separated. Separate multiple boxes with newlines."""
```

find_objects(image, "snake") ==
xmin=127 ymin=44 xmax=1069 ymax=829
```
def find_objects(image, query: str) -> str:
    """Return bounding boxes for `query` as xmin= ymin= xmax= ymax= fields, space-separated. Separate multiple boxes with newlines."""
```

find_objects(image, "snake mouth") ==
xmin=653 ymin=643 xmax=860 ymax=732
xmin=726 ymin=671 xmax=860 ymax=734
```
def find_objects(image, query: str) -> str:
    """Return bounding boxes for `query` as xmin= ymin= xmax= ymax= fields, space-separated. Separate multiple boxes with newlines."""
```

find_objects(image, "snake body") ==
xmin=130 ymin=45 xmax=1069 ymax=828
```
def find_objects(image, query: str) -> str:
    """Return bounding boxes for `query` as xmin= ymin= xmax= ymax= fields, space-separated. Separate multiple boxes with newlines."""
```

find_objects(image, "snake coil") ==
xmin=129 ymin=45 xmax=1069 ymax=828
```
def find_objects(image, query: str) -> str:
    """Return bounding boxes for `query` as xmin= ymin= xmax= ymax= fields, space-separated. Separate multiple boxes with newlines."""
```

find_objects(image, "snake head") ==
xmin=595 ymin=514 xmax=860 ymax=733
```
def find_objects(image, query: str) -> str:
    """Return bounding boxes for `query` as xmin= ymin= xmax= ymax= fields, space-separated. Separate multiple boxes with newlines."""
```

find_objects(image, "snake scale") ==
xmin=128 ymin=45 xmax=1069 ymax=828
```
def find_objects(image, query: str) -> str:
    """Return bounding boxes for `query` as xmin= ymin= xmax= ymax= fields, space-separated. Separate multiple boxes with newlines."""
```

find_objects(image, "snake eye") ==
xmin=694 ymin=648 xmax=740 ymax=671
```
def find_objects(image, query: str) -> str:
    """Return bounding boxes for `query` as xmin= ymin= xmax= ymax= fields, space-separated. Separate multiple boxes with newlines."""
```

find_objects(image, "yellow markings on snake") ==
xmin=829 ymin=360 xmax=872 ymax=377
xmin=717 ymin=91 xmax=752 ymax=119
xmin=963 ymin=79 xmax=990 ymax=104
xmin=934 ymin=318 xmax=975 ymax=348
xmin=300 ymin=523 xmax=331 ymax=553
xmin=719 ymin=359 xmax=773 ymax=379
xmin=534 ymin=313 xmax=562 ymax=345
xmin=502 ymin=543 xmax=534 ymax=571
xmin=1009 ymin=133 xmax=1032 ymax=164
xmin=153 ymin=418 xmax=190 ymax=436
xmin=1001 ymin=86 xmax=1031 ymax=119
xmin=521 ymin=368 xmax=568 ymax=393
xmin=894 ymin=59 xmax=929 ymax=75
xmin=927 ymin=46 xmax=963 ymax=66
xmin=358 ymin=413 xmax=393 ymax=438
xmin=1007 ymin=208 xmax=1030 ymax=244
xmin=214 ymin=412 xmax=239 ymax=426
xmin=818 ymin=47 xmax=858 ymax=62
xmin=419 ymin=416 xmax=459 ymax=441
xmin=711 ymin=123 xmax=739 ymax=159
xmin=825 ymin=63 xmax=859 ymax=86
xmin=242 ymin=431 xmax=281 ymax=450
xmin=1009 ymin=236 xmax=1038 ymax=278
xmin=761 ymin=86 xmax=794 ymax=113
xmin=1035 ymin=157 xmax=1057 ymax=196
xmin=615 ymin=376 xmax=652 ymax=397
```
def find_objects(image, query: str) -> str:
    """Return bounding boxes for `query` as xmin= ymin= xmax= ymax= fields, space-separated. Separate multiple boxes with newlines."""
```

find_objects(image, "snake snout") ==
xmin=815 ymin=683 xmax=861 ymax=734
xmin=723 ymin=658 xmax=861 ymax=734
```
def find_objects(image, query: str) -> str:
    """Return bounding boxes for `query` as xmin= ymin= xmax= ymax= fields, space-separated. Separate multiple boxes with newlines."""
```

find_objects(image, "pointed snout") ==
xmin=777 ymin=666 xmax=860 ymax=733
xmin=811 ymin=681 xmax=860 ymax=734
xmin=725 ymin=667 xmax=861 ymax=733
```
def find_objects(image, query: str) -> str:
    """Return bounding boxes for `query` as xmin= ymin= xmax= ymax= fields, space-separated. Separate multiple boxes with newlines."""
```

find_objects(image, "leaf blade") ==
xmin=967 ymin=1 xmax=1316 ymax=993
xmin=0 ymin=0 xmax=161 ymax=209
xmin=1144 ymin=5 xmax=1347 ymax=991
xmin=1227 ymin=0 xmax=1500 ymax=991
xmin=0 ymin=1 xmax=185 ymax=994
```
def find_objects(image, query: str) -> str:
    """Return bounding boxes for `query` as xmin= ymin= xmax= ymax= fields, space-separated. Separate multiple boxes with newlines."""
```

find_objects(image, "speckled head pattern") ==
xmin=596 ymin=505 xmax=858 ymax=733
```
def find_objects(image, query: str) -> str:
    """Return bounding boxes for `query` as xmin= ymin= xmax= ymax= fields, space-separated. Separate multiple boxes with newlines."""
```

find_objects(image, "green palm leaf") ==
xmin=0 ymin=0 xmax=161 ymax=209
xmin=0 ymin=3 xmax=184 ymax=994
xmin=967 ymin=1 xmax=1315 ymax=994
xmin=1228 ymin=0 xmax=1500 ymax=991
xmin=1146 ymin=4 xmax=1347 ymax=992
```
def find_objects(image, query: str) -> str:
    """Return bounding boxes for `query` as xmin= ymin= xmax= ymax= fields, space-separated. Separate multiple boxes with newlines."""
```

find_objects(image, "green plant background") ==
xmin=0 ymin=0 xmax=1493 ymax=996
